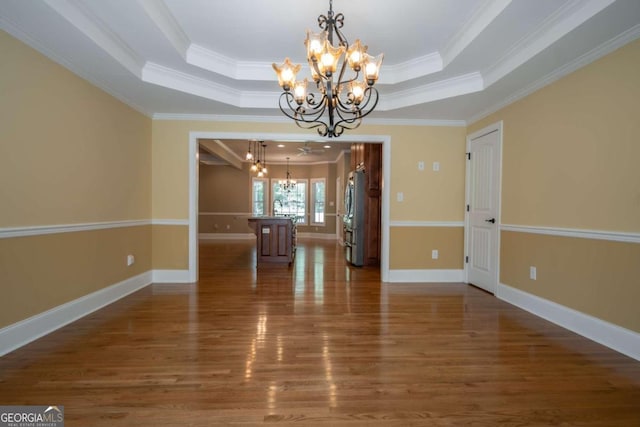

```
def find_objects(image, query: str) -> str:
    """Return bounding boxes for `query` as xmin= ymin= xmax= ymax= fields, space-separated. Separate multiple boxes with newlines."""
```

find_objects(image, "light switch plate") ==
xmin=418 ymin=161 xmax=425 ymax=171
xmin=397 ymin=192 xmax=404 ymax=202
xmin=433 ymin=161 xmax=440 ymax=172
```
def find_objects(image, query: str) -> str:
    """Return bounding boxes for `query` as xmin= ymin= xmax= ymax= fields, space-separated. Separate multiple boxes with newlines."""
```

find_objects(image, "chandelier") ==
xmin=278 ymin=157 xmax=296 ymax=192
xmin=247 ymin=140 xmax=268 ymax=177
xmin=272 ymin=0 xmax=383 ymax=138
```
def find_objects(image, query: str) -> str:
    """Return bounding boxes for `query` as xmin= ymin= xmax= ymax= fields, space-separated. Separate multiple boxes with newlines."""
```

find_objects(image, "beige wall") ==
xmin=199 ymin=163 xmax=251 ymax=214
xmin=470 ymin=40 xmax=640 ymax=231
xmin=390 ymin=227 xmax=464 ymax=270
xmin=3 ymin=23 xmax=637 ymax=340
xmin=152 ymin=225 xmax=189 ymax=270
xmin=390 ymin=127 xmax=467 ymax=222
xmin=152 ymin=121 xmax=467 ymax=270
xmin=0 ymin=30 xmax=152 ymax=328
xmin=501 ymin=231 xmax=640 ymax=331
xmin=469 ymin=39 xmax=640 ymax=332
xmin=0 ymin=31 xmax=151 ymax=227
xmin=198 ymin=156 xmax=340 ymax=235
xmin=0 ymin=226 xmax=151 ymax=327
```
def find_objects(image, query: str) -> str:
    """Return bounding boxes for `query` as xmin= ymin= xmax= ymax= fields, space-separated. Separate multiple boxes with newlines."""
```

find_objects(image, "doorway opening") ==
xmin=188 ymin=132 xmax=391 ymax=282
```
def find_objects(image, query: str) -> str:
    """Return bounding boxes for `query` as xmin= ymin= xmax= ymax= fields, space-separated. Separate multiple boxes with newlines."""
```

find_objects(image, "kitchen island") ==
xmin=247 ymin=216 xmax=296 ymax=265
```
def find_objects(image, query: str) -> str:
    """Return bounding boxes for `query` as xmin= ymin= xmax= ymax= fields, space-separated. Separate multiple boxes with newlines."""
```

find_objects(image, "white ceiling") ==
xmin=2 ymin=0 xmax=639 ymax=158
xmin=199 ymin=138 xmax=348 ymax=166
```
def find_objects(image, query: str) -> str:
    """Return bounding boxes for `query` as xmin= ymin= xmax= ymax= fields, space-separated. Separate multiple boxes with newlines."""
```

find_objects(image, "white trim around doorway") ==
xmin=188 ymin=132 xmax=392 ymax=282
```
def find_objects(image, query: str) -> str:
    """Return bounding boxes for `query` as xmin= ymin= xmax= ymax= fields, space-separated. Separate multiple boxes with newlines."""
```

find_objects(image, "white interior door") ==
xmin=466 ymin=125 xmax=501 ymax=294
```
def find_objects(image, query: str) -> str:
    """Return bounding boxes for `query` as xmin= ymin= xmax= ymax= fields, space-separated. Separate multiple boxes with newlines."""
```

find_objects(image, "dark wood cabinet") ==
xmin=248 ymin=217 xmax=296 ymax=265
xmin=350 ymin=143 xmax=382 ymax=266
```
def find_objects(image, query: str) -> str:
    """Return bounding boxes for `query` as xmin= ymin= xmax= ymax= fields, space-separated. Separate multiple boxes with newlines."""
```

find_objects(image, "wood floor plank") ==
xmin=0 ymin=238 xmax=639 ymax=425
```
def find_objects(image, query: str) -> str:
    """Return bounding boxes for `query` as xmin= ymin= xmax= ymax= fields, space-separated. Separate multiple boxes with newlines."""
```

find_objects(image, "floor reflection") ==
xmin=1 ymin=238 xmax=638 ymax=426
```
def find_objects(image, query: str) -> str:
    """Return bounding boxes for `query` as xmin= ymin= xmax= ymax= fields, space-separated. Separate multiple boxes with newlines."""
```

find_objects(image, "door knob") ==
xmin=485 ymin=218 xmax=496 ymax=224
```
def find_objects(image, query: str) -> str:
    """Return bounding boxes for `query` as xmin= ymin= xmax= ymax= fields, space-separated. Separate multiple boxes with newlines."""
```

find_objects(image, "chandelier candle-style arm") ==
xmin=272 ymin=0 xmax=383 ymax=138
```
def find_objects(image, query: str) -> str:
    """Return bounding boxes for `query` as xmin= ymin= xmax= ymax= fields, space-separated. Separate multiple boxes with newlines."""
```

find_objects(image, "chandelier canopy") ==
xmin=272 ymin=0 xmax=383 ymax=138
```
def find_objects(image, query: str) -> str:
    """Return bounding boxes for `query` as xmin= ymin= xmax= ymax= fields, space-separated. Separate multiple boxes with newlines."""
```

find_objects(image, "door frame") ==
xmin=336 ymin=176 xmax=342 ymax=243
xmin=187 ymin=131 xmax=391 ymax=283
xmin=464 ymin=121 xmax=504 ymax=290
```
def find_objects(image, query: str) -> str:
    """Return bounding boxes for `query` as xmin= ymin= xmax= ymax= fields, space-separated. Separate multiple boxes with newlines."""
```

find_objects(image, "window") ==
xmin=272 ymin=179 xmax=307 ymax=224
xmin=252 ymin=178 xmax=268 ymax=216
xmin=310 ymin=178 xmax=326 ymax=225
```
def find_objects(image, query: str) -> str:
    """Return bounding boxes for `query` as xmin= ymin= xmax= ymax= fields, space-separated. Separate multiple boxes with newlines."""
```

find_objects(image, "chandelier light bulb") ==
xmin=321 ymin=52 xmax=333 ymax=69
xmin=305 ymin=30 xmax=327 ymax=61
xmin=272 ymin=58 xmax=301 ymax=91
xmin=281 ymin=68 xmax=293 ymax=83
xmin=294 ymin=79 xmax=308 ymax=105
xmin=347 ymin=39 xmax=367 ymax=71
xmin=364 ymin=53 xmax=383 ymax=85
xmin=350 ymin=81 xmax=365 ymax=105
xmin=365 ymin=62 xmax=377 ymax=78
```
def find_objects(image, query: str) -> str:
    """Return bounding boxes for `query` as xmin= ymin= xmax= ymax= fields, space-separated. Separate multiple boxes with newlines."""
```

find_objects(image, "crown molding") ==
xmin=137 ymin=0 xmax=190 ymax=57
xmin=483 ymin=0 xmax=616 ymax=87
xmin=383 ymin=72 xmax=484 ymax=110
xmin=153 ymin=113 xmax=466 ymax=127
xmin=442 ymin=0 xmax=512 ymax=67
xmin=43 ymin=0 xmax=143 ymax=78
xmin=12 ymin=0 xmax=627 ymax=124
xmin=0 ymin=11 xmax=152 ymax=118
xmin=153 ymin=113 xmax=288 ymax=123
xmin=141 ymin=62 xmax=278 ymax=108
xmin=379 ymin=52 xmax=443 ymax=84
xmin=467 ymin=23 xmax=640 ymax=124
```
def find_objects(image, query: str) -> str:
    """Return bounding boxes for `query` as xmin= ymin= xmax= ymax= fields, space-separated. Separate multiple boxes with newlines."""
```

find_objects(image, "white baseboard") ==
xmin=198 ymin=233 xmax=254 ymax=240
xmin=497 ymin=282 xmax=640 ymax=361
xmin=387 ymin=269 xmax=464 ymax=283
xmin=296 ymin=232 xmax=337 ymax=240
xmin=152 ymin=269 xmax=192 ymax=283
xmin=0 ymin=271 xmax=152 ymax=357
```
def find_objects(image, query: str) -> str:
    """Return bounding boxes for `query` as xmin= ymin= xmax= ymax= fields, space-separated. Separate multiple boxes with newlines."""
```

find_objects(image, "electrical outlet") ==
xmin=226 ymin=225 xmax=231 ymax=230
xmin=127 ymin=254 xmax=135 ymax=266
xmin=433 ymin=161 xmax=440 ymax=172
xmin=432 ymin=249 xmax=439 ymax=260
xmin=418 ymin=161 xmax=425 ymax=171
xmin=530 ymin=266 xmax=537 ymax=280
xmin=397 ymin=192 xmax=404 ymax=202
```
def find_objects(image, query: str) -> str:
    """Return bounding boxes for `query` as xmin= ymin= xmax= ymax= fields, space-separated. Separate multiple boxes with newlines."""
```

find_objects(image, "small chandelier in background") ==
xmin=279 ymin=157 xmax=296 ymax=192
xmin=247 ymin=141 xmax=268 ymax=177
xmin=272 ymin=0 xmax=383 ymax=138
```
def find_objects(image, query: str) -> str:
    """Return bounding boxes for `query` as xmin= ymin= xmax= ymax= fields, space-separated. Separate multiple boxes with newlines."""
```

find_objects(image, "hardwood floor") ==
xmin=1 ymin=239 xmax=639 ymax=426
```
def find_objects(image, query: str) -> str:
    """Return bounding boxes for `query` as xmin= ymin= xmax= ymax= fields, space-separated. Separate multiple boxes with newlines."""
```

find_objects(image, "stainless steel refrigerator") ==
xmin=343 ymin=169 xmax=365 ymax=266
